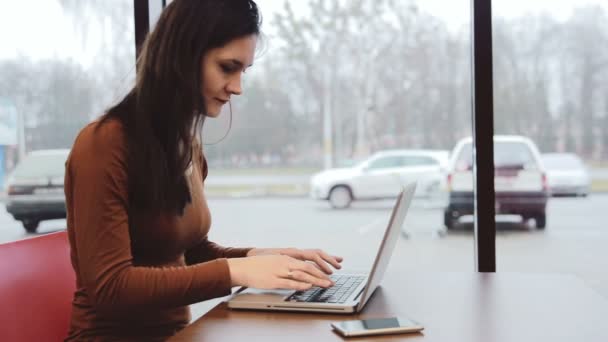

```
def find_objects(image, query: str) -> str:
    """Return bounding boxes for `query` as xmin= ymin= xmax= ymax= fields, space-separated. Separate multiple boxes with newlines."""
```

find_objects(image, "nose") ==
xmin=226 ymin=74 xmax=242 ymax=96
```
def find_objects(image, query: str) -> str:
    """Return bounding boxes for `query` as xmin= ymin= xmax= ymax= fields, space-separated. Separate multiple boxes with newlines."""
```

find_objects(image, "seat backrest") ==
xmin=0 ymin=231 xmax=75 ymax=342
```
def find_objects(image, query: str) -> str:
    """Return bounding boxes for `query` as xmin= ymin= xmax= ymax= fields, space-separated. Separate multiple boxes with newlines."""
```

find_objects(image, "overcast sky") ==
xmin=0 ymin=0 xmax=606 ymax=67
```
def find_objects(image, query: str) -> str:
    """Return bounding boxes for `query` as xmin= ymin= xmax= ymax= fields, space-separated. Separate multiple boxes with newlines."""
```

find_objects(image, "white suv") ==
xmin=444 ymin=136 xmax=549 ymax=229
xmin=310 ymin=149 xmax=448 ymax=209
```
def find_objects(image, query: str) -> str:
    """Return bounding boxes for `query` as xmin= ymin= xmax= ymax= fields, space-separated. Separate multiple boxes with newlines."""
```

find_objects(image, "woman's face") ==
xmin=201 ymin=34 xmax=257 ymax=117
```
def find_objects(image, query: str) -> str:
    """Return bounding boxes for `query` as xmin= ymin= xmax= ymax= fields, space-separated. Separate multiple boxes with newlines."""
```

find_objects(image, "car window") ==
xmin=495 ymin=142 xmax=536 ymax=169
xmin=455 ymin=144 xmax=473 ymax=171
xmin=367 ymin=156 xmax=404 ymax=170
xmin=542 ymin=155 xmax=584 ymax=170
xmin=403 ymin=156 xmax=439 ymax=166
xmin=12 ymin=153 xmax=69 ymax=179
xmin=455 ymin=141 xmax=538 ymax=170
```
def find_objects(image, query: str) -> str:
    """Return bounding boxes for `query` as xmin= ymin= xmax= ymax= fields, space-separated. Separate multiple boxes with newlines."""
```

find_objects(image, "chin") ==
xmin=206 ymin=108 xmax=221 ymax=118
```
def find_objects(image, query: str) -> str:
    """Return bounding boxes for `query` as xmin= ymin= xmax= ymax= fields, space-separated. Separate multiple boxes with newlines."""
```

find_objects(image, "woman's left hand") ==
xmin=247 ymin=248 xmax=343 ymax=275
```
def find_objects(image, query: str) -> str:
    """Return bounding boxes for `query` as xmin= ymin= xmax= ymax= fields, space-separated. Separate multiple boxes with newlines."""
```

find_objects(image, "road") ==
xmin=2 ymin=194 xmax=607 ymax=318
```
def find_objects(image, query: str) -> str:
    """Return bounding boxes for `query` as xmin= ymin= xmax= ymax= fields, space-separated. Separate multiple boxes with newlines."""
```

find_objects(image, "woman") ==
xmin=64 ymin=0 xmax=342 ymax=340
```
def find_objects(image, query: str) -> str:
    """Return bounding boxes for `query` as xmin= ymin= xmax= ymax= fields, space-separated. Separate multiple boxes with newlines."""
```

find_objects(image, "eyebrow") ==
xmin=222 ymin=59 xmax=253 ymax=68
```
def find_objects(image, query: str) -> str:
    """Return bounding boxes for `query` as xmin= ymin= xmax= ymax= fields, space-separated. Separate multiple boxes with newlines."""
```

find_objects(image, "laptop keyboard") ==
xmin=286 ymin=275 xmax=366 ymax=304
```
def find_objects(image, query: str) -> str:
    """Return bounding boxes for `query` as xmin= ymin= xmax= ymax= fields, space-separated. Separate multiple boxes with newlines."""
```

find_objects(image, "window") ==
xmin=202 ymin=0 xmax=475 ymax=285
xmin=494 ymin=142 xmax=537 ymax=169
xmin=367 ymin=156 xmax=404 ymax=170
xmin=454 ymin=144 xmax=473 ymax=171
xmin=403 ymin=156 xmax=439 ymax=167
xmin=455 ymin=141 xmax=538 ymax=169
xmin=493 ymin=0 xmax=608 ymax=298
xmin=1 ymin=0 xmax=477 ymax=307
xmin=10 ymin=151 xmax=70 ymax=179
xmin=542 ymin=153 xmax=585 ymax=170
xmin=0 ymin=0 xmax=135 ymax=238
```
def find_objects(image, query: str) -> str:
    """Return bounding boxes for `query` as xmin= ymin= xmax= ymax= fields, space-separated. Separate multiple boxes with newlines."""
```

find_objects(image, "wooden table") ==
xmin=170 ymin=272 xmax=608 ymax=341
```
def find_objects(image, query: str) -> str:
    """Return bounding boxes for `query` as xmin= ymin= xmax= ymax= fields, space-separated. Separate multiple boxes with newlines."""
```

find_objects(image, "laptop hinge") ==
xmin=353 ymin=286 xmax=365 ymax=301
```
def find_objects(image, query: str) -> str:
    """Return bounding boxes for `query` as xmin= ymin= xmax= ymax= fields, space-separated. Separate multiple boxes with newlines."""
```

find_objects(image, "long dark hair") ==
xmin=100 ymin=0 xmax=261 ymax=215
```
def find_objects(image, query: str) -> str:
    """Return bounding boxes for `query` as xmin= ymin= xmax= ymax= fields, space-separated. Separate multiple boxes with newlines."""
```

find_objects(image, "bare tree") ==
xmin=58 ymin=0 xmax=136 ymax=111
xmin=0 ymin=58 xmax=96 ymax=150
xmin=271 ymin=0 xmax=472 ymax=165
xmin=560 ymin=6 xmax=608 ymax=159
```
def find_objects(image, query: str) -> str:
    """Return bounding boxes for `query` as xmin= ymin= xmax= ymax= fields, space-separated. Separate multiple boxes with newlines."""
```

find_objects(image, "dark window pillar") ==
xmin=471 ymin=0 xmax=496 ymax=272
xmin=134 ymin=0 xmax=149 ymax=60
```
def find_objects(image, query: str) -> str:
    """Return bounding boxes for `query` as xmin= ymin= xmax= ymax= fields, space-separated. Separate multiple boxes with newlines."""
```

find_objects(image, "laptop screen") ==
xmin=356 ymin=183 xmax=417 ymax=311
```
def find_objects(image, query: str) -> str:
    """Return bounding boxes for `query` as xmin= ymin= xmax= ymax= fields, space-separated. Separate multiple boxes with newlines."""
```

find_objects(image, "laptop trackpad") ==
xmin=230 ymin=288 xmax=292 ymax=304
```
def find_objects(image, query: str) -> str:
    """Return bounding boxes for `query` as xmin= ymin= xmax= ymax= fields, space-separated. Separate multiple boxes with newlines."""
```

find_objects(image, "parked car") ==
xmin=4 ymin=149 xmax=70 ymax=233
xmin=310 ymin=149 xmax=449 ymax=209
xmin=541 ymin=153 xmax=591 ymax=197
xmin=444 ymin=136 xmax=548 ymax=229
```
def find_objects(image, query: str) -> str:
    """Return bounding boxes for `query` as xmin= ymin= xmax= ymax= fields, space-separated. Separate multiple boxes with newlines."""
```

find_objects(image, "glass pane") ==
xmin=200 ymin=0 xmax=474 ymax=287
xmin=368 ymin=156 xmax=404 ymax=169
xmin=0 ymin=0 xmax=135 ymax=240
xmin=11 ymin=151 xmax=70 ymax=179
xmin=403 ymin=156 xmax=440 ymax=166
xmin=492 ymin=0 xmax=608 ymax=297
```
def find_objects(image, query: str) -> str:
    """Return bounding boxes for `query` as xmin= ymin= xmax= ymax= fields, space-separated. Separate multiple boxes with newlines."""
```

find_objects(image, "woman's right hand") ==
xmin=227 ymin=255 xmax=334 ymax=291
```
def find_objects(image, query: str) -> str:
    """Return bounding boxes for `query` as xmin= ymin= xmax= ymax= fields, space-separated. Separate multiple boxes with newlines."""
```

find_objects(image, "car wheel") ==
xmin=444 ymin=210 xmax=457 ymax=230
xmin=535 ymin=214 xmax=546 ymax=229
xmin=328 ymin=185 xmax=353 ymax=209
xmin=22 ymin=219 xmax=40 ymax=233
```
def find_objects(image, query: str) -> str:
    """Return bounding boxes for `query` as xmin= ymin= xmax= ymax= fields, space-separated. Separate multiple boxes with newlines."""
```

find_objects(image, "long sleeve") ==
xmin=185 ymin=237 xmax=252 ymax=264
xmin=184 ymin=143 xmax=252 ymax=265
xmin=66 ymin=121 xmax=232 ymax=316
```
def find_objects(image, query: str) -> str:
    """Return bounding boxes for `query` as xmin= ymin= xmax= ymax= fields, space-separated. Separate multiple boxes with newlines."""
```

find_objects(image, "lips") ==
xmin=215 ymin=98 xmax=228 ymax=104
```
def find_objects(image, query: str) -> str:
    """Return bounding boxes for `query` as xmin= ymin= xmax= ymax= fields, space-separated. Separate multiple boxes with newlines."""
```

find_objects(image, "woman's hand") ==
xmin=247 ymin=248 xmax=343 ymax=275
xmin=227 ymin=254 xmax=334 ymax=291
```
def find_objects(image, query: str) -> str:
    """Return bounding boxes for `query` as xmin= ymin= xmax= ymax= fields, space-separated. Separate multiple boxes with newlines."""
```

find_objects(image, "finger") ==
xmin=296 ymin=249 xmax=324 ymax=262
xmin=283 ymin=248 xmax=304 ymax=260
xmin=289 ymin=270 xmax=333 ymax=288
xmin=292 ymin=250 xmax=312 ymax=261
xmin=313 ymin=254 xmax=333 ymax=274
xmin=319 ymin=251 xmax=343 ymax=269
xmin=294 ymin=250 xmax=333 ymax=272
xmin=298 ymin=261 xmax=332 ymax=283
xmin=278 ymin=278 xmax=313 ymax=291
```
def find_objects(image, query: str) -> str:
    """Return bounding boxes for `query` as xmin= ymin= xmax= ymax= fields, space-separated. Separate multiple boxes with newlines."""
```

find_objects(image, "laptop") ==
xmin=227 ymin=182 xmax=416 ymax=314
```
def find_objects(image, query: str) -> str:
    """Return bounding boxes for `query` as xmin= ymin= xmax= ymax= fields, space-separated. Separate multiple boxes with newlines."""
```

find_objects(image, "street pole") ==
xmin=323 ymin=66 xmax=333 ymax=170
xmin=17 ymin=105 xmax=25 ymax=161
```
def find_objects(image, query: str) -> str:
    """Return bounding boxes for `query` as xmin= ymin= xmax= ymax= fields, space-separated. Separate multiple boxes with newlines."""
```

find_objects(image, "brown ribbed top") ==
xmin=64 ymin=118 xmax=251 ymax=341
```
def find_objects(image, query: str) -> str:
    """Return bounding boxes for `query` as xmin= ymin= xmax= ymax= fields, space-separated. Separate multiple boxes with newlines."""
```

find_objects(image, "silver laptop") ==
xmin=227 ymin=183 xmax=416 ymax=314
